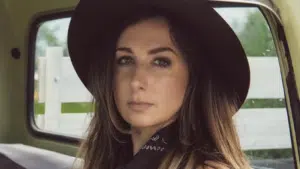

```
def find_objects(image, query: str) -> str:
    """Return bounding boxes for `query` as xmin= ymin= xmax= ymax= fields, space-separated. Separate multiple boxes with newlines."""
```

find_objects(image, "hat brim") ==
xmin=67 ymin=0 xmax=250 ymax=110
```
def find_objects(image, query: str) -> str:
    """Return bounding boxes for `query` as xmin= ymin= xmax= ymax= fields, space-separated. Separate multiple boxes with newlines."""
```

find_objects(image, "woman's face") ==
xmin=113 ymin=17 xmax=189 ymax=128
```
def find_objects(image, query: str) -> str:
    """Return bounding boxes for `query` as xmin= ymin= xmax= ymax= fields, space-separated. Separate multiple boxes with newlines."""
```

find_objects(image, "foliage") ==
xmin=35 ymin=23 xmax=69 ymax=56
xmin=35 ymin=25 xmax=61 ymax=56
xmin=237 ymin=11 xmax=277 ymax=56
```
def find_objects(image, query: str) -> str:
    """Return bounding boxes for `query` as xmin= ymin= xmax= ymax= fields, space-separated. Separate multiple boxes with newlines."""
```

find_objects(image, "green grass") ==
xmin=242 ymin=98 xmax=286 ymax=109
xmin=244 ymin=148 xmax=293 ymax=159
xmin=34 ymin=102 xmax=94 ymax=115
xmin=34 ymin=98 xmax=286 ymax=115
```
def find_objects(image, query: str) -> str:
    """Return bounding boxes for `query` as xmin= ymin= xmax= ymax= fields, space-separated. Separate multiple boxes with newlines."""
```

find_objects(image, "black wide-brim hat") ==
xmin=67 ymin=0 xmax=250 ymax=110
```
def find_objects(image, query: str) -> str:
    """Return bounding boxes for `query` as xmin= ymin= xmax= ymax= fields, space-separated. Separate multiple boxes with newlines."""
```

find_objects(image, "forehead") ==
xmin=116 ymin=18 xmax=174 ymax=48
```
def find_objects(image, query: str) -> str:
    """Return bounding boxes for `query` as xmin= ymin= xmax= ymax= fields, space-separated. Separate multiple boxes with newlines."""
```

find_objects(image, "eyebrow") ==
xmin=116 ymin=47 xmax=177 ymax=55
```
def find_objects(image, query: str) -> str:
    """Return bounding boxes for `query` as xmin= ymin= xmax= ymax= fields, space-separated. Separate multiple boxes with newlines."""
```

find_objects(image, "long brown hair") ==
xmin=74 ymin=8 xmax=252 ymax=169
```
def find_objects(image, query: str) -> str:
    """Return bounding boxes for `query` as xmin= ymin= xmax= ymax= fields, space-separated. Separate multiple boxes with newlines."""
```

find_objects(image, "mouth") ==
xmin=127 ymin=101 xmax=154 ymax=112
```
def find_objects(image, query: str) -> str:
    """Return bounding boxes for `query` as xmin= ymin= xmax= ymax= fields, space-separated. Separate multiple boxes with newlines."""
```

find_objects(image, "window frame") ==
xmin=258 ymin=2 xmax=300 ymax=167
xmin=27 ymin=10 xmax=80 ymax=145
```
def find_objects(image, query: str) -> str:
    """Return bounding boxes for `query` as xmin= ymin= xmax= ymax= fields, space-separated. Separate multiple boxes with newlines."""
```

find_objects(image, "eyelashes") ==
xmin=153 ymin=57 xmax=171 ymax=68
xmin=116 ymin=56 xmax=134 ymax=65
xmin=116 ymin=56 xmax=172 ymax=68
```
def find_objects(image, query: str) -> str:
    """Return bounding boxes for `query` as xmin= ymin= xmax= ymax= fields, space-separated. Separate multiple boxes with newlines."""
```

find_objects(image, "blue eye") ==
xmin=153 ymin=57 xmax=171 ymax=68
xmin=116 ymin=56 xmax=134 ymax=65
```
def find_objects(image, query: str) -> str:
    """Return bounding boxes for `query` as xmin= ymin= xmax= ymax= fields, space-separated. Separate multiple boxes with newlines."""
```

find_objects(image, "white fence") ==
xmin=35 ymin=47 xmax=290 ymax=150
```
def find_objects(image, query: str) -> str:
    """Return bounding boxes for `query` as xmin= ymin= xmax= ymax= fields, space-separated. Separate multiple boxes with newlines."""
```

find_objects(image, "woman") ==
xmin=67 ymin=0 xmax=252 ymax=168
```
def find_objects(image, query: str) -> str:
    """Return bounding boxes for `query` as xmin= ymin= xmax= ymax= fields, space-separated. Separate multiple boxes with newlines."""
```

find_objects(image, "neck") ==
xmin=131 ymin=120 xmax=175 ymax=155
xmin=131 ymin=126 xmax=159 ymax=155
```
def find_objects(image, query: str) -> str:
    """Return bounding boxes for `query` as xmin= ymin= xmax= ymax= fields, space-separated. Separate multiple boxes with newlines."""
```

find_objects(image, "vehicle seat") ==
xmin=0 ymin=143 xmax=76 ymax=169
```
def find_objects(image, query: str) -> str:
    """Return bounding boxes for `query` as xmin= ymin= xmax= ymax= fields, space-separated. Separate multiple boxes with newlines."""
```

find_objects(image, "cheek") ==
xmin=153 ymin=72 xmax=188 ymax=114
xmin=113 ymin=71 xmax=127 ymax=105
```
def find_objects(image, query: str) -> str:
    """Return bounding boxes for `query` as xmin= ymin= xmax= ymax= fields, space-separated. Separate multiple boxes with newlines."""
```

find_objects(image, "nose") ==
xmin=131 ymin=65 xmax=148 ymax=91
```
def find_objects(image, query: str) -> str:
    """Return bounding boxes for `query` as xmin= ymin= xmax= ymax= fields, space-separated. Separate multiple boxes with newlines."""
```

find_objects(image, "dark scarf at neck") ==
xmin=115 ymin=121 xmax=178 ymax=169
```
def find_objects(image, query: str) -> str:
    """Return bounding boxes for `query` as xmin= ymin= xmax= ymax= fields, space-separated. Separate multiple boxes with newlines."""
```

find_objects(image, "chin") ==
xmin=128 ymin=119 xmax=157 ymax=129
xmin=124 ymin=115 xmax=160 ymax=129
xmin=120 ymin=109 xmax=174 ymax=129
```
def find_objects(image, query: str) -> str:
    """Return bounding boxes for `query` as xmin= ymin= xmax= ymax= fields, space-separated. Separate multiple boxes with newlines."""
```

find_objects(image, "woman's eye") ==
xmin=153 ymin=57 xmax=171 ymax=68
xmin=116 ymin=56 xmax=134 ymax=65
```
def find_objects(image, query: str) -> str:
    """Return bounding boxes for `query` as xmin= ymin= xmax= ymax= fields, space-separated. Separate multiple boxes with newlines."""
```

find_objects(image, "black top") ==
xmin=0 ymin=153 xmax=25 ymax=169
xmin=115 ymin=121 xmax=180 ymax=169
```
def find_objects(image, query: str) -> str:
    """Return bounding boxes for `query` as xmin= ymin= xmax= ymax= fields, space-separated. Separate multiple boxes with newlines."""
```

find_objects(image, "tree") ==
xmin=237 ymin=11 xmax=277 ymax=56
xmin=35 ymin=24 xmax=65 ymax=73
xmin=35 ymin=24 xmax=62 ymax=57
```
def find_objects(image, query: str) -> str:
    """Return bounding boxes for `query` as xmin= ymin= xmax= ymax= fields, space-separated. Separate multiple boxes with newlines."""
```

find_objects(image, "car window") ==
xmin=31 ymin=6 xmax=295 ymax=169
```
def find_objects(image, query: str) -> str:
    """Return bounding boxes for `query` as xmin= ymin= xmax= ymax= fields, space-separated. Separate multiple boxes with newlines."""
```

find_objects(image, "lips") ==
xmin=127 ymin=101 xmax=153 ymax=112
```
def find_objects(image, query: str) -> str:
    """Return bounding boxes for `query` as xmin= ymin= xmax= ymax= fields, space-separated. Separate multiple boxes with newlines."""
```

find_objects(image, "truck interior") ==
xmin=1 ymin=0 xmax=300 ymax=169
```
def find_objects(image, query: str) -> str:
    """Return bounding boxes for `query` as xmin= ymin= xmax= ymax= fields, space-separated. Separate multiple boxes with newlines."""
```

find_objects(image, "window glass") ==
xmin=32 ymin=6 xmax=294 ymax=169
